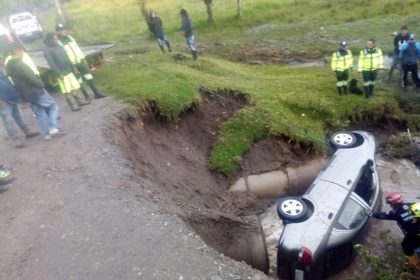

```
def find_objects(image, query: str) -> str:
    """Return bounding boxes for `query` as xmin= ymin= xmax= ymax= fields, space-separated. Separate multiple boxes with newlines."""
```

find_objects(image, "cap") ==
xmin=340 ymin=41 xmax=347 ymax=47
xmin=409 ymin=33 xmax=416 ymax=40
xmin=55 ymin=23 xmax=66 ymax=32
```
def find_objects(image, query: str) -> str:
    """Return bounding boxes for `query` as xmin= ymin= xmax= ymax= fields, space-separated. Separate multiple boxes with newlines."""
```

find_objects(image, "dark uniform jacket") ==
xmin=5 ymin=58 xmax=45 ymax=103
xmin=373 ymin=203 xmax=419 ymax=237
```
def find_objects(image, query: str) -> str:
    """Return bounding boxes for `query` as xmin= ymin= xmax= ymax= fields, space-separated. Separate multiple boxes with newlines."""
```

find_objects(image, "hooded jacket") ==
xmin=399 ymin=41 xmax=420 ymax=65
xmin=43 ymin=41 xmax=73 ymax=78
xmin=5 ymin=58 xmax=45 ymax=103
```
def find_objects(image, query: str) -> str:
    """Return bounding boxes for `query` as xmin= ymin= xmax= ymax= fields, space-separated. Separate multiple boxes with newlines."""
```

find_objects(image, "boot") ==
xmin=343 ymin=85 xmax=348 ymax=95
xmin=406 ymin=255 xmax=420 ymax=270
xmin=0 ymin=168 xmax=15 ymax=186
xmin=337 ymin=86 xmax=342 ymax=95
xmin=159 ymin=45 xmax=165 ymax=53
xmin=192 ymin=50 xmax=198 ymax=60
xmin=369 ymin=85 xmax=374 ymax=98
xmin=65 ymin=95 xmax=81 ymax=112
xmin=72 ymin=92 xmax=89 ymax=106
xmin=364 ymin=86 xmax=369 ymax=99
xmin=166 ymin=42 xmax=172 ymax=52
xmin=79 ymin=84 xmax=92 ymax=103
xmin=86 ymin=79 xmax=105 ymax=99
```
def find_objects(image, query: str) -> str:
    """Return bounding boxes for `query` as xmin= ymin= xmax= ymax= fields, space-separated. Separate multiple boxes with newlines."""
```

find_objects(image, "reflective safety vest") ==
xmin=4 ymin=52 xmax=40 ymax=85
xmin=5 ymin=53 xmax=40 ymax=76
xmin=358 ymin=47 xmax=384 ymax=71
xmin=331 ymin=50 xmax=353 ymax=72
xmin=60 ymin=35 xmax=85 ymax=65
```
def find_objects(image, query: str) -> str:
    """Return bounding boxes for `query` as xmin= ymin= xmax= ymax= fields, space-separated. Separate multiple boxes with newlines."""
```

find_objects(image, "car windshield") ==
xmin=335 ymin=198 xmax=366 ymax=230
xmin=11 ymin=15 xmax=32 ymax=23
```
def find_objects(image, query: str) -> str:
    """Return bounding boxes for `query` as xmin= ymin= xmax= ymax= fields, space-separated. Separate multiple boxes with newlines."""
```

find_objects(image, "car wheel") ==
xmin=277 ymin=197 xmax=308 ymax=221
xmin=330 ymin=131 xmax=356 ymax=148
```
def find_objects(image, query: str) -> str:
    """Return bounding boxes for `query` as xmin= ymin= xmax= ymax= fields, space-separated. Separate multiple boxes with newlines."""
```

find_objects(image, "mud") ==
xmin=112 ymin=91 xmax=309 ymax=271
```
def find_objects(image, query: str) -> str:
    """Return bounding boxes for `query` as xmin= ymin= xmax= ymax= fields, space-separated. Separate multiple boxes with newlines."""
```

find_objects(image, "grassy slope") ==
xmin=64 ymin=0 xmax=419 ymax=175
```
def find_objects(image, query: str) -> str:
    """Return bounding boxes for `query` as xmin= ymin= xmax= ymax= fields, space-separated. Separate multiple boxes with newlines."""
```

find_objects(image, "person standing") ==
xmin=180 ymin=9 xmax=198 ymax=60
xmin=44 ymin=32 xmax=87 ymax=112
xmin=358 ymin=39 xmax=384 ymax=99
xmin=399 ymin=33 xmax=420 ymax=91
xmin=389 ymin=26 xmax=410 ymax=79
xmin=371 ymin=192 xmax=420 ymax=270
xmin=6 ymin=43 xmax=62 ymax=140
xmin=148 ymin=11 xmax=172 ymax=53
xmin=0 ymin=69 xmax=40 ymax=147
xmin=55 ymin=23 xmax=105 ymax=100
xmin=331 ymin=41 xmax=353 ymax=95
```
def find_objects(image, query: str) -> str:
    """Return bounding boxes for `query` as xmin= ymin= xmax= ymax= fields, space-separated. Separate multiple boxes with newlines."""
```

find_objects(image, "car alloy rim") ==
xmin=281 ymin=199 xmax=303 ymax=216
xmin=333 ymin=133 xmax=353 ymax=146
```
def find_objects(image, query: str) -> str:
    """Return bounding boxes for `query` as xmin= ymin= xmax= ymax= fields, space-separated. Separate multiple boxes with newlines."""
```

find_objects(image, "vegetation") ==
xmin=61 ymin=0 xmax=420 ymax=175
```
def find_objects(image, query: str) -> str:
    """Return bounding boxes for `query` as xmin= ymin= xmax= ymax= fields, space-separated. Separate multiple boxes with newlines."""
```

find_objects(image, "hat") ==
xmin=55 ymin=23 xmax=66 ymax=32
xmin=409 ymin=33 xmax=416 ymax=40
xmin=340 ymin=41 xmax=347 ymax=47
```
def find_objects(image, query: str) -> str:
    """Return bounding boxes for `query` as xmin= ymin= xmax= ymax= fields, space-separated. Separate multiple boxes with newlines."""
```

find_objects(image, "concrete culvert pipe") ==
xmin=229 ymin=158 xmax=327 ymax=199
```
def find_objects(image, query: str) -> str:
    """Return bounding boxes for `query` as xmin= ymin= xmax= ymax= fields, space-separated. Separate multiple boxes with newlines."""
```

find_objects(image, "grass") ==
xmin=62 ymin=0 xmax=420 ymax=175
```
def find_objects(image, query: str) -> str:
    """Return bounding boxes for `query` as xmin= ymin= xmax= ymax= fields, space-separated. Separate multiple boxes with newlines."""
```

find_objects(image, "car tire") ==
xmin=277 ymin=197 xmax=308 ymax=222
xmin=330 ymin=131 xmax=356 ymax=149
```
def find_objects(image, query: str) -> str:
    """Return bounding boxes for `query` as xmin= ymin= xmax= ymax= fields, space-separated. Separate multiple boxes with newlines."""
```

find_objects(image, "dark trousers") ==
xmin=402 ymin=63 xmax=420 ymax=88
xmin=402 ymin=234 xmax=420 ymax=256
xmin=335 ymin=70 xmax=349 ymax=86
xmin=362 ymin=70 xmax=377 ymax=86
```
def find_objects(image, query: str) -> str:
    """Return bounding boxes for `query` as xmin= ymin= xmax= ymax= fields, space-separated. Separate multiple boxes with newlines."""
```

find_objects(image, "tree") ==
xmin=236 ymin=0 xmax=242 ymax=17
xmin=204 ymin=0 xmax=213 ymax=23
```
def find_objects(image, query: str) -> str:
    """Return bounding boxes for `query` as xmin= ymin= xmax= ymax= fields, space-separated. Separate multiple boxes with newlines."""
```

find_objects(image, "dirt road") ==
xmin=0 ymin=95 xmax=267 ymax=280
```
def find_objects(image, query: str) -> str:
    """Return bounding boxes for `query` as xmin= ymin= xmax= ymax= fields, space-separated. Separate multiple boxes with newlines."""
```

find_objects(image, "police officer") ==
xmin=55 ymin=23 xmax=105 ymax=100
xmin=331 ymin=41 xmax=353 ymax=95
xmin=371 ymin=192 xmax=420 ymax=270
xmin=358 ymin=39 xmax=384 ymax=99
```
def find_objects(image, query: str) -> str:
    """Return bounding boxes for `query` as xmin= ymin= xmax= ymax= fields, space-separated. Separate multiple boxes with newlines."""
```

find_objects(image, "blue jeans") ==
xmin=30 ymin=91 xmax=59 ymax=135
xmin=0 ymin=101 xmax=28 ymax=136
xmin=186 ymin=35 xmax=196 ymax=52
xmin=156 ymin=33 xmax=171 ymax=51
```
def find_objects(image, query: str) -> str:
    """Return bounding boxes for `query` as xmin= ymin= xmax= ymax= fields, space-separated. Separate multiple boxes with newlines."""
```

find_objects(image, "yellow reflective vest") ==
xmin=60 ymin=35 xmax=85 ymax=65
xmin=358 ymin=47 xmax=384 ymax=71
xmin=5 ymin=53 xmax=40 ymax=76
xmin=331 ymin=50 xmax=353 ymax=72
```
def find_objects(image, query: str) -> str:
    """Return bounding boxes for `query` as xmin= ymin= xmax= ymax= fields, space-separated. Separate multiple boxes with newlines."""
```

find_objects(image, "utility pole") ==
xmin=53 ymin=0 xmax=66 ymax=23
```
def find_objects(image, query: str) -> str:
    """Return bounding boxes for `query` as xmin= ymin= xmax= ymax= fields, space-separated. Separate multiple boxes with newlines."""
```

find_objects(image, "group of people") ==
xmin=0 ymin=23 xmax=105 ymax=149
xmin=147 ymin=9 xmax=198 ymax=60
xmin=331 ymin=25 xmax=420 ymax=98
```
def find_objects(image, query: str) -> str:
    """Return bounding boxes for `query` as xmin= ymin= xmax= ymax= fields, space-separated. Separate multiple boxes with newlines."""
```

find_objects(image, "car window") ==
xmin=353 ymin=160 xmax=375 ymax=205
xmin=335 ymin=198 xmax=366 ymax=230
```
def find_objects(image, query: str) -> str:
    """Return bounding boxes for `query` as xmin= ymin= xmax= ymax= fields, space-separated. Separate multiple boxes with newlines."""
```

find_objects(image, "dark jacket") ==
xmin=5 ymin=58 xmax=45 ymax=103
xmin=399 ymin=42 xmax=420 ymax=65
xmin=394 ymin=33 xmax=410 ymax=54
xmin=149 ymin=16 xmax=165 ymax=38
xmin=373 ymin=203 xmax=419 ymax=237
xmin=43 ymin=43 xmax=73 ymax=78
xmin=0 ymin=72 xmax=20 ymax=105
xmin=181 ymin=17 xmax=193 ymax=37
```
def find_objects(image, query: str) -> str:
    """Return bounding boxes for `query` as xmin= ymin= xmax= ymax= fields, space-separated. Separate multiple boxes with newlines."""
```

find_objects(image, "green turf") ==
xmin=62 ymin=0 xmax=420 ymax=175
